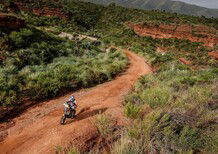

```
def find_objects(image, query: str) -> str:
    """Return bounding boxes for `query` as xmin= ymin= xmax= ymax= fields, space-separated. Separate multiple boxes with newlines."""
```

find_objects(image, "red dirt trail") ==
xmin=0 ymin=50 xmax=152 ymax=154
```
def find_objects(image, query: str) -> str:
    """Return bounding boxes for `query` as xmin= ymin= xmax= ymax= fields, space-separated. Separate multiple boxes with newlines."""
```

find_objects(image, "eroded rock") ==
xmin=179 ymin=58 xmax=192 ymax=65
xmin=208 ymin=51 xmax=218 ymax=60
xmin=0 ymin=13 xmax=26 ymax=30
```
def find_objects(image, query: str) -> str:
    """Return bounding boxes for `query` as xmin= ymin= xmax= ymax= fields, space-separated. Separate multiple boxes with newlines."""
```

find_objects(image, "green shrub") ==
xmin=0 ymin=4 xmax=6 ymax=12
xmin=112 ymin=134 xmax=147 ymax=154
xmin=178 ymin=126 xmax=204 ymax=150
xmin=0 ymin=45 xmax=127 ymax=107
xmin=124 ymin=102 xmax=141 ymax=119
xmin=93 ymin=113 xmax=115 ymax=137
xmin=151 ymin=53 xmax=174 ymax=66
xmin=68 ymin=146 xmax=80 ymax=154
xmin=0 ymin=68 xmax=23 ymax=107
xmin=9 ymin=29 xmax=32 ymax=48
xmin=140 ymin=86 xmax=171 ymax=108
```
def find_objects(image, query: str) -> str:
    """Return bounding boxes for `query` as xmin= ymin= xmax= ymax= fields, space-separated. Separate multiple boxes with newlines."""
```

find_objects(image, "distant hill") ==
xmin=81 ymin=0 xmax=218 ymax=18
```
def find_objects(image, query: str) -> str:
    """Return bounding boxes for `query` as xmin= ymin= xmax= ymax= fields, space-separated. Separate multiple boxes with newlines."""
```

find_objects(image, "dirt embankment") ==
xmin=128 ymin=23 xmax=218 ymax=48
xmin=208 ymin=51 xmax=218 ymax=60
xmin=12 ymin=2 xmax=71 ymax=20
xmin=0 ymin=13 xmax=26 ymax=29
xmin=0 ymin=50 xmax=152 ymax=154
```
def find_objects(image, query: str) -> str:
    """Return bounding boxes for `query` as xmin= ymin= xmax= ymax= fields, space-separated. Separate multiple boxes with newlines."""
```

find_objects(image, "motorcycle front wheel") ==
xmin=60 ymin=115 xmax=66 ymax=125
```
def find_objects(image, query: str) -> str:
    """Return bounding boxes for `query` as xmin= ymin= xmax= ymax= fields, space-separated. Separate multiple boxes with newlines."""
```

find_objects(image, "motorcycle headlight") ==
xmin=64 ymin=104 xmax=69 ymax=108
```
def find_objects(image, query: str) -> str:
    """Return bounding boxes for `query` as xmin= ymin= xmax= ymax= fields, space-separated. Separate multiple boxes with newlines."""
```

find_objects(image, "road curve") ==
xmin=0 ymin=49 xmax=152 ymax=154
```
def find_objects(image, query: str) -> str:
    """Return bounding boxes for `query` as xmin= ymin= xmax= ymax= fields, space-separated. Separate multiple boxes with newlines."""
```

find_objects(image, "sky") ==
xmin=175 ymin=0 xmax=218 ymax=9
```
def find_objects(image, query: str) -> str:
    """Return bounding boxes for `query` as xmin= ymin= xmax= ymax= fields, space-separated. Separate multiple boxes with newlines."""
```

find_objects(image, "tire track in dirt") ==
xmin=0 ymin=49 xmax=152 ymax=154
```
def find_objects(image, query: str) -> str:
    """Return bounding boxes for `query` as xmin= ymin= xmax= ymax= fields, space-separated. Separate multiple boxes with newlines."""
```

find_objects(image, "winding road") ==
xmin=0 ymin=50 xmax=152 ymax=154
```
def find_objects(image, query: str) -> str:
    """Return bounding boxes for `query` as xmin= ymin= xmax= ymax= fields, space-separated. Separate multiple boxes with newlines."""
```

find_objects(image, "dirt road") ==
xmin=0 ymin=50 xmax=152 ymax=154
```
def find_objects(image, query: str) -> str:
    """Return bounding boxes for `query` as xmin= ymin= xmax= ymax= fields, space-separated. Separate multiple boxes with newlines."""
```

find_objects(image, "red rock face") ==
xmin=15 ymin=2 xmax=71 ymax=20
xmin=0 ymin=13 xmax=26 ymax=29
xmin=127 ymin=23 xmax=218 ymax=48
xmin=32 ymin=7 xmax=70 ymax=19
xmin=208 ymin=52 xmax=218 ymax=60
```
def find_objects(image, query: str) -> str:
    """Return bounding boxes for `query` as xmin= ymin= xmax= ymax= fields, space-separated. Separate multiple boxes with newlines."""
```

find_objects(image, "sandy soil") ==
xmin=0 ymin=49 xmax=152 ymax=154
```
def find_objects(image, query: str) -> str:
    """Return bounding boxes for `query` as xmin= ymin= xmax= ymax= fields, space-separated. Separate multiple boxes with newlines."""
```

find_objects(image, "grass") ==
xmin=120 ymin=66 xmax=218 ymax=153
xmin=93 ymin=113 xmax=115 ymax=137
xmin=140 ymin=86 xmax=171 ymax=109
xmin=96 ymin=7 xmax=218 ymax=152
xmin=124 ymin=102 xmax=141 ymax=119
xmin=0 ymin=45 xmax=127 ymax=107
xmin=1 ymin=0 xmax=218 ymax=153
xmin=59 ymin=1 xmax=217 ymax=153
xmin=55 ymin=145 xmax=80 ymax=154
xmin=0 ymin=21 xmax=128 ymax=118
xmin=112 ymin=134 xmax=146 ymax=154
xmin=68 ymin=147 xmax=80 ymax=154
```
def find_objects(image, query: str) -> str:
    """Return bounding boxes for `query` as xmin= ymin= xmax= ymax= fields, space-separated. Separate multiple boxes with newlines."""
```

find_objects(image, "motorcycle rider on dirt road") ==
xmin=64 ymin=96 xmax=77 ymax=117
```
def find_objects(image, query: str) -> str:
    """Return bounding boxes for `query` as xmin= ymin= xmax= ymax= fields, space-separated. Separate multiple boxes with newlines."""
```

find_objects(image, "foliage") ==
xmin=68 ymin=146 xmax=80 ymax=154
xmin=122 ymin=66 xmax=218 ymax=153
xmin=0 ymin=0 xmax=217 ymax=153
xmin=124 ymin=102 xmax=141 ymax=119
xmin=82 ymin=0 xmax=218 ymax=18
xmin=0 ymin=47 xmax=127 ymax=106
xmin=93 ymin=4 xmax=218 ymax=152
xmin=93 ymin=113 xmax=115 ymax=137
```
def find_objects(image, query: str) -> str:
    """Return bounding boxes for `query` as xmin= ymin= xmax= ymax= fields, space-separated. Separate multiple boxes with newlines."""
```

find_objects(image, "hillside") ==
xmin=0 ymin=0 xmax=218 ymax=153
xmin=82 ymin=0 xmax=218 ymax=18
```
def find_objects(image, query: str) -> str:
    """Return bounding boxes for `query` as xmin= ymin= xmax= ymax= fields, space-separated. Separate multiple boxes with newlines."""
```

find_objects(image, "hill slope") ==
xmin=0 ymin=0 xmax=217 ymax=153
xmin=82 ymin=0 xmax=218 ymax=18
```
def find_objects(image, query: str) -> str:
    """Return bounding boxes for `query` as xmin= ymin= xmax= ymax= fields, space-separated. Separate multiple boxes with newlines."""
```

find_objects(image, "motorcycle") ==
xmin=60 ymin=102 xmax=77 ymax=125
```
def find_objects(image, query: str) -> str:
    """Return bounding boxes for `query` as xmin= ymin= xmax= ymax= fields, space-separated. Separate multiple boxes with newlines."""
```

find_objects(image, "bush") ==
xmin=124 ymin=102 xmax=141 ymax=119
xmin=0 ymin=4 xmax=6 ymax=12
xmin=0 ymin=68 xmax=23 ymax=107
xmin=178 ymin=126 xmax=203 ymax=150
xmin=0 ymin=44 xmax=128 ymax=108
xmin=122 ymin=55 xmax=217 ymax=153
xmin=140 ymin=86 xmax=171 ymax=109
xmin=93 ymin=114 xmax=115 ymax=137
xmin=68 ymin=147 xmax=80 ymax=154
xmin=112 ymin=134 xmax=147 ymax=154
xmin=9 ymin=28 xmax=34 ymax=49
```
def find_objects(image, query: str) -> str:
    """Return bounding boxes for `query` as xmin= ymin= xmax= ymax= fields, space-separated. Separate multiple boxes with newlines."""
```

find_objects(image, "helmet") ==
xmin=69 ymin=96 xmax=75 ymax=102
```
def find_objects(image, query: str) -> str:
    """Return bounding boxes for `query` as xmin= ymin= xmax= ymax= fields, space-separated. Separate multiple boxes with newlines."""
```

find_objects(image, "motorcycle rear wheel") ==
xmin=71 ymin=110 xmax=76 ymax=118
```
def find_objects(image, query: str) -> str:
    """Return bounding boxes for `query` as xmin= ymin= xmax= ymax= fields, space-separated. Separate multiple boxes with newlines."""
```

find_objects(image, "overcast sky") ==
xmin=175 ymin=0 xmax=218 ymax=9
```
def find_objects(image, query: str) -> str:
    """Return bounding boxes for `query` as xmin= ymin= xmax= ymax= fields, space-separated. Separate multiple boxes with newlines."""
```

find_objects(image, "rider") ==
xmin=67 ymin=96 xmax=77 ymax=109
xmin=64 ymin=96 xmax=77 ymax=114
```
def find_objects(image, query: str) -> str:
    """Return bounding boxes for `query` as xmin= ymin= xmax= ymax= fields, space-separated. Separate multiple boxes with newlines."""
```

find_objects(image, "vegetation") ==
xmin=93 ymin=113 xmax=115 ymax=137
xmin=80 ymin=2 xmax=217 ymax=153
xmin=0 ymin=1 xmax=128 ymax=118
xmin=55 ymin=145 xmax=79 ymax=154
xmin=82 ymin=0 xmax=218 ymax=18
xmin=0 ymin=26 xmax=127 ymax=109
xmin=0 ymin=0 xmax=217 ymax=153
xmin=120 ymin=69 xmax=218 ymax=153
xmin=99 ymin=8 xmax=218 ymax=152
